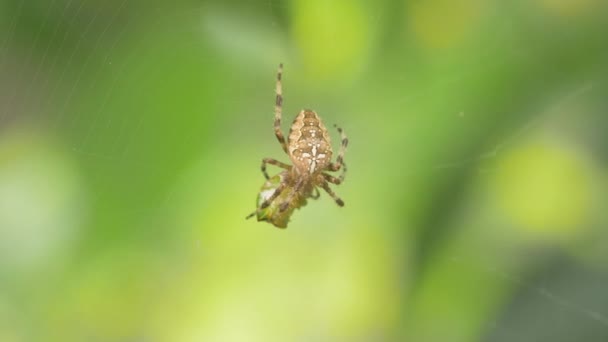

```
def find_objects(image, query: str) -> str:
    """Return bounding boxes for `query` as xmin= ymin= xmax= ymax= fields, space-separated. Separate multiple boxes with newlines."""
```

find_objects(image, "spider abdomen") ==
xmin=288 ymin=109 xmax=333 ymax=174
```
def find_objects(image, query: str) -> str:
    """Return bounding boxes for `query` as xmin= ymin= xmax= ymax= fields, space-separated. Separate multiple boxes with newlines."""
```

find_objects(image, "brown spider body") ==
xmin=288 ymin=109 xmax=333 ymax=175
xmin=247 ymin=64 xmax=348 ymax=228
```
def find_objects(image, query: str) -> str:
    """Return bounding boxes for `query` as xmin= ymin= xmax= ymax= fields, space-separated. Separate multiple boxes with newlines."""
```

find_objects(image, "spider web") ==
xmin=0 ymin=0 xmax=607 ymax=341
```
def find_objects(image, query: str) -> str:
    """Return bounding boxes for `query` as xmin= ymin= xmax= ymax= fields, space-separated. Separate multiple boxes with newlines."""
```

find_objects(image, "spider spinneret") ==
xmin=246 ymin=63 xmax=348 ymax=228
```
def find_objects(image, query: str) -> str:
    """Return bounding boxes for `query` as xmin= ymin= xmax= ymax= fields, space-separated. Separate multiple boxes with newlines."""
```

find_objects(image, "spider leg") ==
xmin=328 ymin=124 xmax=348 ymax=182
xmin=337 ymin=161 xmax=347 ymax=183
xmin=274 ymin=63 xmax=289 ymax=155
xmin=246 ymin=182 xmax=287 ymax=219
xmin=320 ymin=180 xmax=344 ymax=207
xmin=310 ymin=187 xmax=320 ymax=199
xmin=278 ymin=179 xmax=303 ymax=212
xmin=323 ymin=173 xmax=342 ymax=185
xmin=261 ymin=158 xmax=291 ymax=180
xmin=327 ymin=159 xmax=347 ymax=183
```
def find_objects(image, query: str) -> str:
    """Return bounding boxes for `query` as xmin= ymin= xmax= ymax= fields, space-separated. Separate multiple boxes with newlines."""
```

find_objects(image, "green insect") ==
xmin=252 ymin=172 xmax=304 ymax=228
xmin=246 ymin=64 xmax=348 ymax=228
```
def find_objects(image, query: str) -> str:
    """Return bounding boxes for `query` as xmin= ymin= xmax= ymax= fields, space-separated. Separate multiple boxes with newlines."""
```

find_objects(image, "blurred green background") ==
xmin=1 ymin=0 xmax=608 ymax=341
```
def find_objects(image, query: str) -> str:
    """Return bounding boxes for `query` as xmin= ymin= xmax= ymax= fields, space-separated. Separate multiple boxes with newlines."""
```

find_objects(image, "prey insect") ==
xmin=246 ymin=63 xmax=348 ymax=228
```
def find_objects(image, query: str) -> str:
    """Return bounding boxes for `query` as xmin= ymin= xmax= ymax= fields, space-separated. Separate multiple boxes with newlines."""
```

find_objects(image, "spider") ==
xmin=246 ymin=63 xmax=348 ymax=228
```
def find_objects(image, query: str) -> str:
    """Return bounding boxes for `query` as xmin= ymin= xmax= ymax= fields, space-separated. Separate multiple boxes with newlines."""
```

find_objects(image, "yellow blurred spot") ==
xmin=0 ymin=127 xmax=84 ymax=272
xmin=291 ymin=0 xmax=372 ymax=82
xmin=492 ymin=139 xmax=593 ymax=239
xmin=407 ymin=0 xmax=482 ymax=49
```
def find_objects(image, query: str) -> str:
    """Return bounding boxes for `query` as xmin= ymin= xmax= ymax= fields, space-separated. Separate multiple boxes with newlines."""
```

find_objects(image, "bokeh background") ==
xmin=1 ymin=0 xmax=608 ymax=341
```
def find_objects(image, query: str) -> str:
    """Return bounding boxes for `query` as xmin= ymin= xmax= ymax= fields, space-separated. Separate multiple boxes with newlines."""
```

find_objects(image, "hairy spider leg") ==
xmin=328 ymin=124 xmax=348 ymax=183
xmin=261 ymin=158 xmax=291 ymax=180
xmin=278 ymin=178 xmax=304 ymax=212
xmin=274 ymin=63 xmax=289 ymax=155
xmin=320 ymin=181 xmax=345 ymax=207
xmin=336 ymin=161 xmax=347 ymax=183
xmin=323 ymin=173 xmax=342 ymax=185
xmin=310 ymin=187 xmax=320 ymax=199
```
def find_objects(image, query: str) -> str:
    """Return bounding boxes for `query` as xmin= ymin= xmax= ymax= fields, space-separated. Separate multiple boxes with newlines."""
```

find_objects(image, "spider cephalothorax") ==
xmin=246 ymin=63 xmax=348 ymax=228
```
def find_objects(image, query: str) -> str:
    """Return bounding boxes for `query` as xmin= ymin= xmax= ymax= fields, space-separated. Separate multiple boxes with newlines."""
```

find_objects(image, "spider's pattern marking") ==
xmin=246 ymin=64 xmax=348 ymax=228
